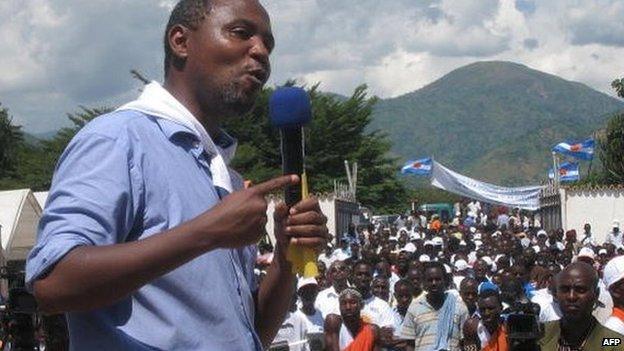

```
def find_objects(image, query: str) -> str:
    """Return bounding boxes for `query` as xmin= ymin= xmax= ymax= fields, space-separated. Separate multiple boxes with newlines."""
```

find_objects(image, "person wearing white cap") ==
xmin=603 ymin=256 xmax=624 ymax=334
xmin=295 ymin=277 xmax=324 ymax=338
xmin=452 ymin=259 xmax=470 ymax=289
xmin=318 ymin=243 xmax=342 ymax=269
xmin=606 ymin=220 xmax=623 ymax=247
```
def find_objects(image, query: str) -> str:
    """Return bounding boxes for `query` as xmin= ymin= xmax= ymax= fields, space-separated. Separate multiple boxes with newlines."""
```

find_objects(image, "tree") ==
xmin=613 ymin=78 xmax=624 ymax=99
xmin=3 ymin=106 xmax=112 ymax=191
xmin=598 ymin=112 xmax=624 ymax=184
xmin=0 ymin=104 xmax=24 ymax=179
xmin=223 ymin=83 xmax=409 ymax=213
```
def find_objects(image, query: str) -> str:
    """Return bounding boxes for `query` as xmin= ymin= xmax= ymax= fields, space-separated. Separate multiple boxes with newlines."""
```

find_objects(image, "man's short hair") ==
xmin=478 ymin=289 xmax=502 ymax=304
xmin=354 ymin=259 xmax=373 ymax=272
xmin=164 ymin=0 xmax=213 ymax=76
xmin=394 ymin=279 xmax=414 ymax=292
xmin=339 ymin=288 xmax=363 ymax=302
xmin=422 ymin=261 xmax=446 ymax=276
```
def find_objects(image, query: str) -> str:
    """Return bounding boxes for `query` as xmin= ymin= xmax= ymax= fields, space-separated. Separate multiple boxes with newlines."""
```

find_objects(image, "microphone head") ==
xmin=269 ymin=87 xmax=312 ymax=128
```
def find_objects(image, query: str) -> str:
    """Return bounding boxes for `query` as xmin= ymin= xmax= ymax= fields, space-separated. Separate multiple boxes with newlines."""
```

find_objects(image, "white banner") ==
xmin=430 ymin=161 xmax=543 ymax=210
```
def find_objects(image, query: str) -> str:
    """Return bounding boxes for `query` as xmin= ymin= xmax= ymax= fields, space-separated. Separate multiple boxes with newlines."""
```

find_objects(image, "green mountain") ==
xmin=371 ymin=61 xmax=624 ymax=185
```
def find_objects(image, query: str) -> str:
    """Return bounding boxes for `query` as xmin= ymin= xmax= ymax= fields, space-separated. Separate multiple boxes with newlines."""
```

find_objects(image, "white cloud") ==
xmin=1 ymin=0 xmax=623 ymax=133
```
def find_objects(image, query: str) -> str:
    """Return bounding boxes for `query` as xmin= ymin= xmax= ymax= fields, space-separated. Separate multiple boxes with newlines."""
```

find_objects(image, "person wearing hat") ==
xmin=318 ymin=243 xmax=342 ymax=269
xmin=296 ymin=277 xmax=325 ymax=336
xmin=603 ymin=256 xmax=624 ymax=334
xmin=607 ymin=220 xmax=623 ymax=247
xmin=452 ymin=259 xmax=470 ymax=289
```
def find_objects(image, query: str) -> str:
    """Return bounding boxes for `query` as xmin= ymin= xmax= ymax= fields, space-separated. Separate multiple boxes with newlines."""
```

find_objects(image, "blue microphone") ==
xmin=269 ymin=87 xmax=317 ymax=277
xmin=269 ymin=87 xmax=312 ymax=207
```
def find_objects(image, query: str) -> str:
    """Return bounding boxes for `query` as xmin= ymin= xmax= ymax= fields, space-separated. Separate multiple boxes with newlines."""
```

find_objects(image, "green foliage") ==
xmin=371 ymin=61 xmax=624 ymax=185
xmin=223 ymin=83 xmax=409 ymax=213
xmin=0 ymin=104 xmax=24 ymax=179
xmin=0 ymin=106 xmax=110 ymax=191
xmin=613 ymin=78 xmax=624 ymax=99
xmin=597 ymin=112 xmax=624 ymax=184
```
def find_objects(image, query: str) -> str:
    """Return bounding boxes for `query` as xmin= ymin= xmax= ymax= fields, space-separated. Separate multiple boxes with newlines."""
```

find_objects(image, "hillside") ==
xmin=371 ymin=61 xmax=624 ymax=185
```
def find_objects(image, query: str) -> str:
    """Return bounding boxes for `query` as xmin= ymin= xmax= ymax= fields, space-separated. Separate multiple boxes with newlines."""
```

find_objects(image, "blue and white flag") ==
xmin=401 ymin=157 xmax=433 ymax=175
xmin=548 ymin=162 xmax=580 ymax=182
xmin=552 ymin=138 xmax=594 ymax=160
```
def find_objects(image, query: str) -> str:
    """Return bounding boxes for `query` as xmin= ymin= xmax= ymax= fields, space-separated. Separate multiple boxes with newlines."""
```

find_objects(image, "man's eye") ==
xmin=232 ymin=28 xmax=251 ymax=39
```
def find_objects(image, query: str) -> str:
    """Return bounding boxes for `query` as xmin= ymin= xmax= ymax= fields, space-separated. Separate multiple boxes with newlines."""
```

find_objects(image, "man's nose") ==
xmin=249 ymin=36 xmax=270 ymax=66
xmin=567 ymin=289 xmax=578 ymax=301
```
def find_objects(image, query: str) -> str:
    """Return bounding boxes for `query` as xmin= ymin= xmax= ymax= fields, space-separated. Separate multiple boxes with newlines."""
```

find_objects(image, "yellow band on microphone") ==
xmin=286 ymin=172 xmax=319 ymax=277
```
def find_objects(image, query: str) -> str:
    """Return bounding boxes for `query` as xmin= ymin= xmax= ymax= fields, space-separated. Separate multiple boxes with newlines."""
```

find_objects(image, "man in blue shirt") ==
xmin=25 ymin=0 xmax=328 ymax=350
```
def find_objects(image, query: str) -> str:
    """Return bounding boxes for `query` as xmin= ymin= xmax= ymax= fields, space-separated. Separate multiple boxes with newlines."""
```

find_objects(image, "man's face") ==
xmin=353 ymin=264 xmax=373 ymax=295
xmin=478 ymin=296 xmax=502 ymax=330
xmin=394 ymin=284 xmax=413 ymax=310
xmin=298 ymin=284 xmax=319 ymax=305
xmin=397 ymin=251 xmax=409 ymax=266
xmin=339 ymin=294 xmax=361 ymax=319
xmin=584 ymin=224 xmax=591 ymax=233
xmin=460 ymin=281 xmax=478 ymax=309
xmin=536 ymin=252 xmax=551 ymax=267
xmin=609 ymin=279 xmax=624 ymax=308
xmin=555 ymin=268 xmax=597 ymax=322
xmin=473 ymin=260 xmax=488 ymax=281
xmin=511 ymin=265 xmax=528 ymax=284
xmin=423 ymin=267 xmax=446 ymax=296
xmin=406 ymin=267 xmax=423 ymax=295
xmin=350 ymin=243 xmax=360 ymax=256
xmin=372 ymin=278 xmax=389 ymax=301
xmin=184 ymin=0 xmax=273 ymax=117
xmin=329 ymin=262 xmax=349 ymax=284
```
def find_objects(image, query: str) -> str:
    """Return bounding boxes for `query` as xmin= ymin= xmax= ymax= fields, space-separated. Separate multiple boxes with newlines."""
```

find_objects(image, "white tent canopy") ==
xmin=0 ymin=189 xmax=43 ymax=261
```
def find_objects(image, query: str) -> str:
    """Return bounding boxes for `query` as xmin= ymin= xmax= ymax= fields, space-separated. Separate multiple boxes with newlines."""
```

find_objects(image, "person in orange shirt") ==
xmin=462 ymin=289 xmax=508 ymax=351
xmin=430 ymin=215 xmax=442 ymax=233
xmin=324 ymin=289 xmax=381 ymax=351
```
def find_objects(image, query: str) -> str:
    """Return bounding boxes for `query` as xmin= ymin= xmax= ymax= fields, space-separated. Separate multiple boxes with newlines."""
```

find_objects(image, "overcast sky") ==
xmin=1 ymin=0 xmax=623 ymax=133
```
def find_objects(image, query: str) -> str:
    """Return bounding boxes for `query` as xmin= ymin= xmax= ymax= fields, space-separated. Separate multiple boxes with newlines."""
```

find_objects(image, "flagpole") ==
xmin=587 ymin=133 xmax=595 ymax=178
xmin=552 ymin=151 xmax=559 ymax=188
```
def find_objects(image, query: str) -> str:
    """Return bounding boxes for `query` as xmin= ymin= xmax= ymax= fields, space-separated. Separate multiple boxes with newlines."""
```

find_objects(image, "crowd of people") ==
xmin=265 ymin=200 xmax=624 ymax=350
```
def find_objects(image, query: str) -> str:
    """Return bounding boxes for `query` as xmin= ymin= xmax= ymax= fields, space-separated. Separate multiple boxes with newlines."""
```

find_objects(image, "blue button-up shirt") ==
xmin=26 ymin=110 xmax=262 ymax=350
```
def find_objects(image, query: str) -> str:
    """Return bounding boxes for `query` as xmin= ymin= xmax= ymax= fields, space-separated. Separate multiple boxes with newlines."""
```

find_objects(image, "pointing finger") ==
xmin=252 ymin=175 xmax=300 ymax=195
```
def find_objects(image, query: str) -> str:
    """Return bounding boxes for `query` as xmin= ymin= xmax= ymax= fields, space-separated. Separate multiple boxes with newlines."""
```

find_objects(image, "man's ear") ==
xmin=168 ymin=24 xmax=191 ymax=69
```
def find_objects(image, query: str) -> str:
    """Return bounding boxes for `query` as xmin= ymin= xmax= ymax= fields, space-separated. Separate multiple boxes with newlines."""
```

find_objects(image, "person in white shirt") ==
xmin=296 ymin=277 xmax=324 ymax=333
xmin=580 ymin=223 xmax=596 ymax=247
xmin=351 ymin=261 xmax=396 ymax=330
xmin=603 ymin=256 xmax=624 ymax=334
xmin=606 ymin=220 xmax=623 ymax=247
xmin=318 ymin=243 xmax=341 ymax=269
xmin=272 ymin=293 xmax=308 ymax=351
xmin=467 ymin=200 xmax=481 ymax=216
xmin=371 ymin=276 xmax=390 ymax=303
xmin=316 ymin=260 xmax=350 ymax=318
